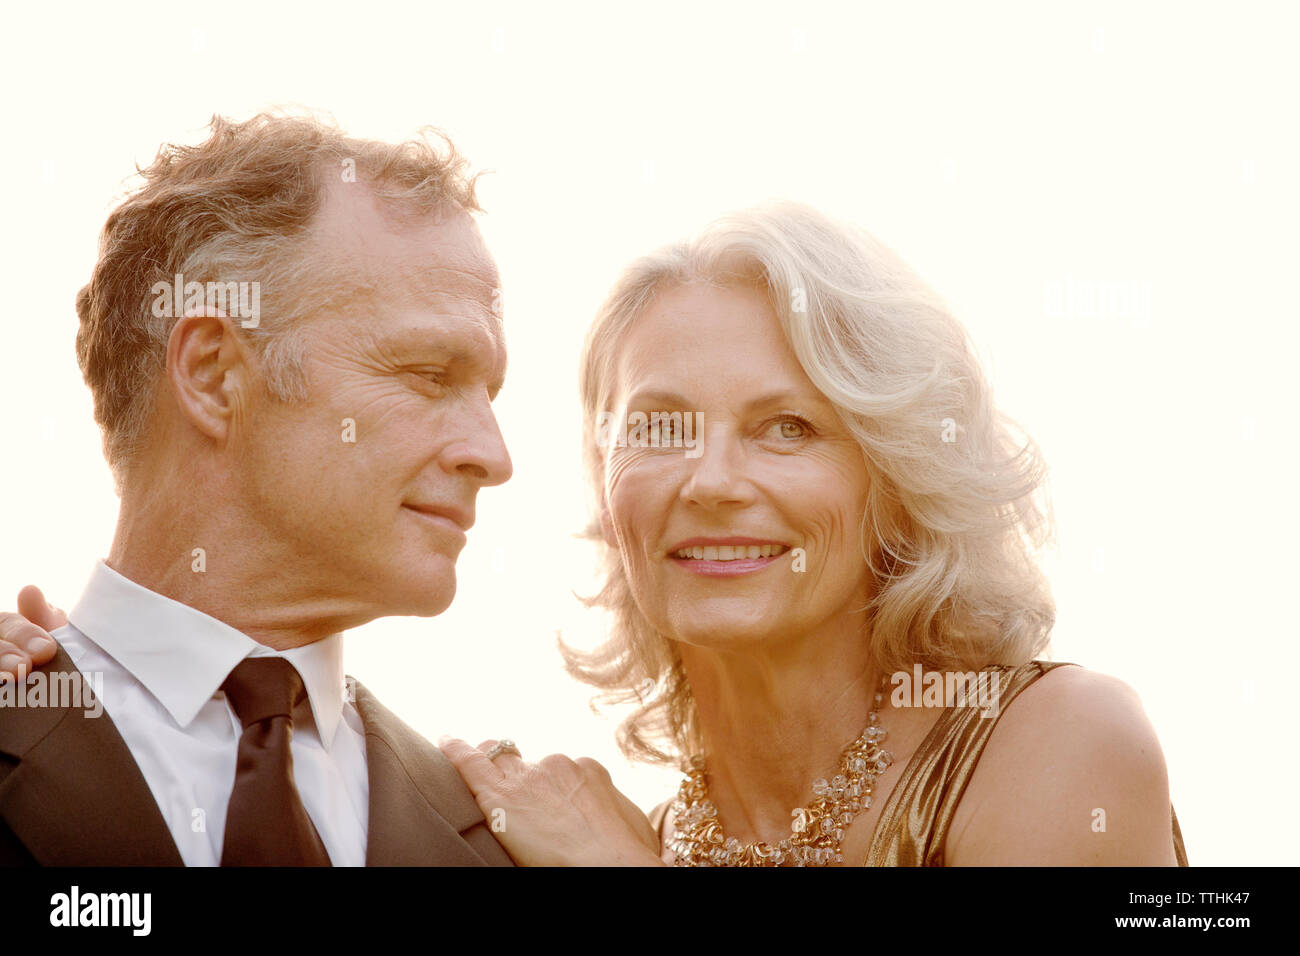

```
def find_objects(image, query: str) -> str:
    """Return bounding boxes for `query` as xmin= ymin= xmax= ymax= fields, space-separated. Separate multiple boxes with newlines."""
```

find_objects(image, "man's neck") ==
xmin=107 ymin=483 xmax=354 ymax=650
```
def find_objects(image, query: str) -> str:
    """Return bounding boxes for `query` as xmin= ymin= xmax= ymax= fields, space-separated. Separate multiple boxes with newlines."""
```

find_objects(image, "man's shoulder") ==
xmin=347 ymin=676 xmax=449 ymax=770
xmin=0 ymin=642 xmax=185 ymax=866
xmin=0 ymin=641 xmax=90 ymax=758
xmin=346 ymin=676 xmax=514 ymax=864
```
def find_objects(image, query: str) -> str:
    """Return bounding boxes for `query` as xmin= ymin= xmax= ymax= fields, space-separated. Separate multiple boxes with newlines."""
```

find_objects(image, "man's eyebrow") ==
xmin=404 ymin=263 xmax=500 ymax=303
xmin=384 ymin=323 xmax=508 ymax=388
xmin=384 ymin=330 xmax=489 ymax=358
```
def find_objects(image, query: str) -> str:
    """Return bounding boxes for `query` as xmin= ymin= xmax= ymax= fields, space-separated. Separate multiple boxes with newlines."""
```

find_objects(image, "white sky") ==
xmin=2 ymin=0 xmax=1296 ymax=865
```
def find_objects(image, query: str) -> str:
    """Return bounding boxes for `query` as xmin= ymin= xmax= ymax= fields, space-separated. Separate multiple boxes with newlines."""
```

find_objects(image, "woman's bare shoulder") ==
xmin=1001 ymin=663 xmax=1153 ymax=730
xmin=945 ymin=664 xmax=1178 ymax=865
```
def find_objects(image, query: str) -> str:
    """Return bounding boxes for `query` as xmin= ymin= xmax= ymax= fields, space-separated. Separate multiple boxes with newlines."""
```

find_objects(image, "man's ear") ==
xmin=165 ymin=310 xmax=257 ymax=443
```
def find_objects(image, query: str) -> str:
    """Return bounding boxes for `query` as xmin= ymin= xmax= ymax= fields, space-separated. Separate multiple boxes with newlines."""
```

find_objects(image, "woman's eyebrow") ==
xmin=624 ymin=389 xmax=694 ymax=409
xmin=624 ymin=388 xmax=824 ymax=412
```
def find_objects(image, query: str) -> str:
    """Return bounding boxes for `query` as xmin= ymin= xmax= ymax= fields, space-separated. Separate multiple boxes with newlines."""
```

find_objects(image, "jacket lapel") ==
xmin=0 ymin=645 xmax=183 ymax=865
xmin=351 ymin=678 xmax=512 ymax=866
xmin=0 ymin=653 xmax=511 ymax=866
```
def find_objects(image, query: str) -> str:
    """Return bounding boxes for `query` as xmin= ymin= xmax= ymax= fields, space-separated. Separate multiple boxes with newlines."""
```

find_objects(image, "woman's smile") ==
xmin=665 ymin=537 xmax=792 ymax=577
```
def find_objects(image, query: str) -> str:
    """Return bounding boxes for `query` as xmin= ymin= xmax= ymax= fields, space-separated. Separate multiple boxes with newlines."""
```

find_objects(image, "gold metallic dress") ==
xmin=651 ymin=660 xmax=1190 ymax=866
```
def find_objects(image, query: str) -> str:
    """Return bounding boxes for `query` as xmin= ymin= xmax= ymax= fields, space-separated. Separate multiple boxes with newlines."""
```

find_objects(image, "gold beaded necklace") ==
xmin=669 ymin=676 xmax=894 ymax=866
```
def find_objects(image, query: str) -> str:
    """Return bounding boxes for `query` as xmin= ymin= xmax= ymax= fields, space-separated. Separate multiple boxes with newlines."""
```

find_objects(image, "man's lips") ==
xmin=403 ymin=503 xmax=474 ymax=535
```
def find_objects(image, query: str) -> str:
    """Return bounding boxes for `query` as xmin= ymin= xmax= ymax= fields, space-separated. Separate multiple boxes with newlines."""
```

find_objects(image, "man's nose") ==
xmin=444 ymin=396 xmax=513 ymax=486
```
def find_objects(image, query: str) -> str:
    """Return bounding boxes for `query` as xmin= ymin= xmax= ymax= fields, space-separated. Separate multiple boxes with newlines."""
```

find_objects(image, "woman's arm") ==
xmin=945 ymin=666 xmax=1181 ymax=866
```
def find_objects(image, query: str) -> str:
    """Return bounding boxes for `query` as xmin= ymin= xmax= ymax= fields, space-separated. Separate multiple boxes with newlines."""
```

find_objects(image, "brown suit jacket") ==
xmin=0 ymin=645 xmax=512 ymax=866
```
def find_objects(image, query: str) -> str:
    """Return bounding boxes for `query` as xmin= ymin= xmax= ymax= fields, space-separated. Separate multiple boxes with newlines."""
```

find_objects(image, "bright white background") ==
xmin=2 ymin=1 xmax=1296 ymax=866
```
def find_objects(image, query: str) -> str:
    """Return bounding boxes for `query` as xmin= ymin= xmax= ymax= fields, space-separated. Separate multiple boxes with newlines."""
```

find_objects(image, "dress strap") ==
xmin=864 ymin=660 xmax=1077 ymax=866
xmin=647 ymin=797 xmax=672 ymax=843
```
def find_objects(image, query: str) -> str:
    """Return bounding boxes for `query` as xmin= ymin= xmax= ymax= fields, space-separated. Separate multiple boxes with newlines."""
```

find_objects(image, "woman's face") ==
xmin=603 ymin=281 xmax=874 ymax=652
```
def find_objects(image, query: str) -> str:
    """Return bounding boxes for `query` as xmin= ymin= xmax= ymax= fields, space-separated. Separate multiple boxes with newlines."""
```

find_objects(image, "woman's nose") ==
xmin=679 ymin=424 xmax=754 ymax=509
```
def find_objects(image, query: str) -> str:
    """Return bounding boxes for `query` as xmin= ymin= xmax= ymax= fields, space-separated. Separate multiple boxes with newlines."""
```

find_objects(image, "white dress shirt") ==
xmin=51 ymin=561 xmax=369 ymax=866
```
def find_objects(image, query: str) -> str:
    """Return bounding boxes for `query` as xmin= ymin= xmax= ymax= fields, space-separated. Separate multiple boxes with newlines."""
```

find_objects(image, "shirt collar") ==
xmin=67 ymin=560 xmax=346 ymax=749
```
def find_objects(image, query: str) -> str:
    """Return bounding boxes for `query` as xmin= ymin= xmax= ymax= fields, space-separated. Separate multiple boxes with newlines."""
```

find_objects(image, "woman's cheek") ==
xmin=606 ymin=449 xmax=678 ymax=507
xmin=604 ymin=457 xmax=654 ymax=554
xmin=603 ymin=453 xmax=641 ymax=528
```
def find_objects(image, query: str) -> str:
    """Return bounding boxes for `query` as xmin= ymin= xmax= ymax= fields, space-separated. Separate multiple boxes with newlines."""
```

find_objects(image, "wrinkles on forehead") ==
xmin=282 ymin=230 xmax=502 ymax=336
xmin=297 ymin=180 xmax=502 ymax=323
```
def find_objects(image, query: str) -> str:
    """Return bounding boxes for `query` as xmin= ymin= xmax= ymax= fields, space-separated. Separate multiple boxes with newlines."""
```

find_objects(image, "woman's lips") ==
xmin=667 ymin=539 xmax=790 ymax=577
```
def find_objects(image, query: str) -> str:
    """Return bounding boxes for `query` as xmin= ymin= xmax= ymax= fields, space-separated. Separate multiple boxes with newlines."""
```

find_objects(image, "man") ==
xmin=0 ymin=112 xmax=515 ymax=865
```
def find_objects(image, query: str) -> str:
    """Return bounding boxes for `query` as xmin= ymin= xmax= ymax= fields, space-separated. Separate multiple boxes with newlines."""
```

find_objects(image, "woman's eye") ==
xmin=763 ymin=417 xmax=812 ymax=441
xmin=650 ymin=418 xmax=680 ymax=443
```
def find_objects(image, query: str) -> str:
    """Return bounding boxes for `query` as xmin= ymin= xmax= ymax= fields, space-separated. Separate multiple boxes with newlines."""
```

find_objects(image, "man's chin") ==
xmin=358 ymin=558 xmax=457 ymax=618
xmin=395 ymin=573 xmax=457 ymax=617
xmin=408 ymin=590 xmax=455 ymax=617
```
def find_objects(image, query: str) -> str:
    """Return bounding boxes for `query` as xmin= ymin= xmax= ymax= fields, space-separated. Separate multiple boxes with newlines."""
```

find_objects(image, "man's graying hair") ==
xmin=75 ymin=110 xmax=481 ymax=489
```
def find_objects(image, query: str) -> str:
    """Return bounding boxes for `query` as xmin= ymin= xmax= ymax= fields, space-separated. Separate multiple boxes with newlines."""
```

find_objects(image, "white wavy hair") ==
xmin=564 ymin=202 xmax=1056 ymax=767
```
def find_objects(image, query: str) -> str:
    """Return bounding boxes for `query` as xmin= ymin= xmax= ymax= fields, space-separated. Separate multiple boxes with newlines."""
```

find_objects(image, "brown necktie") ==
xmin=220 ymin=657 xmax=332 ymax=866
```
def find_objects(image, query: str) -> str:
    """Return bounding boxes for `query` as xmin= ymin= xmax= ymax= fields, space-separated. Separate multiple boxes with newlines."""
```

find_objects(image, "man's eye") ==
xmin=408 ymin=369 xmax=447 ymax=386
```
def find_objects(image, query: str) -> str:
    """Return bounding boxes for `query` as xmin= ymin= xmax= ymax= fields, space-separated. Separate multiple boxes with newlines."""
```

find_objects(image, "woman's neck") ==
xmin=677 ymin=616 xmax=882 ymax=846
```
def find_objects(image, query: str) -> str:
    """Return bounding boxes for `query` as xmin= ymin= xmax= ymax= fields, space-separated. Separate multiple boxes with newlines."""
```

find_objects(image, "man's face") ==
xmin=234 ymin=183 xmax=512 ymax=625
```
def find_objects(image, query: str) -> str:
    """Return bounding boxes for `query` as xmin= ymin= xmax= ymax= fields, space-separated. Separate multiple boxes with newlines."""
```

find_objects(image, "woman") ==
xmin=0 ymin=202 xmax=1187 ymax=866
xmin=443 ymin=201 xmax=1187 ymax=866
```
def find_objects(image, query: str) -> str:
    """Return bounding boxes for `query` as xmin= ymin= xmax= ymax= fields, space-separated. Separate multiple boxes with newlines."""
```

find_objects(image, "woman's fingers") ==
xmin=0 ymin=610 xmax=57 ymax=683
xmin=0 ymin=629 xmax=34 ymax=683
xmin=437 ymin=735 xmax=507 ymax=794
xmin=17 ymin=585 xmax=67 ymax=632
xmin=0 ymin=585 xmax=65 ymax=681
xmin=475 ymin=738 xmax=526 ymax=773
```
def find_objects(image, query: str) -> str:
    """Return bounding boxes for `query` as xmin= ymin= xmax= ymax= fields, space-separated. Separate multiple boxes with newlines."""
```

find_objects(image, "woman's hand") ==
xmin=439 ymin=737 xmax=665 ymax=866
xmin=0 ymin=586 xmax=65 ymax=682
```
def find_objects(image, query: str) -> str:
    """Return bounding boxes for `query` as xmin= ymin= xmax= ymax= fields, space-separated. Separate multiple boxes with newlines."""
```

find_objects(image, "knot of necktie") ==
xmin=221 ymin=656 xmax=310 ymax=729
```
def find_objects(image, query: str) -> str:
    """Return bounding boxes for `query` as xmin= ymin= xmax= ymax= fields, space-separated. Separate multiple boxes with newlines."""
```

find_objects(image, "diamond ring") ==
xmin=484 ymin=739 xmax=520 ymax=761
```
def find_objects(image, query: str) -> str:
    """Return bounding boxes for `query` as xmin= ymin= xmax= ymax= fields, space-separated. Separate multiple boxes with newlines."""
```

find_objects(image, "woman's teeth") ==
xmin=673 ymin=544 xmax=787 ymax=560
